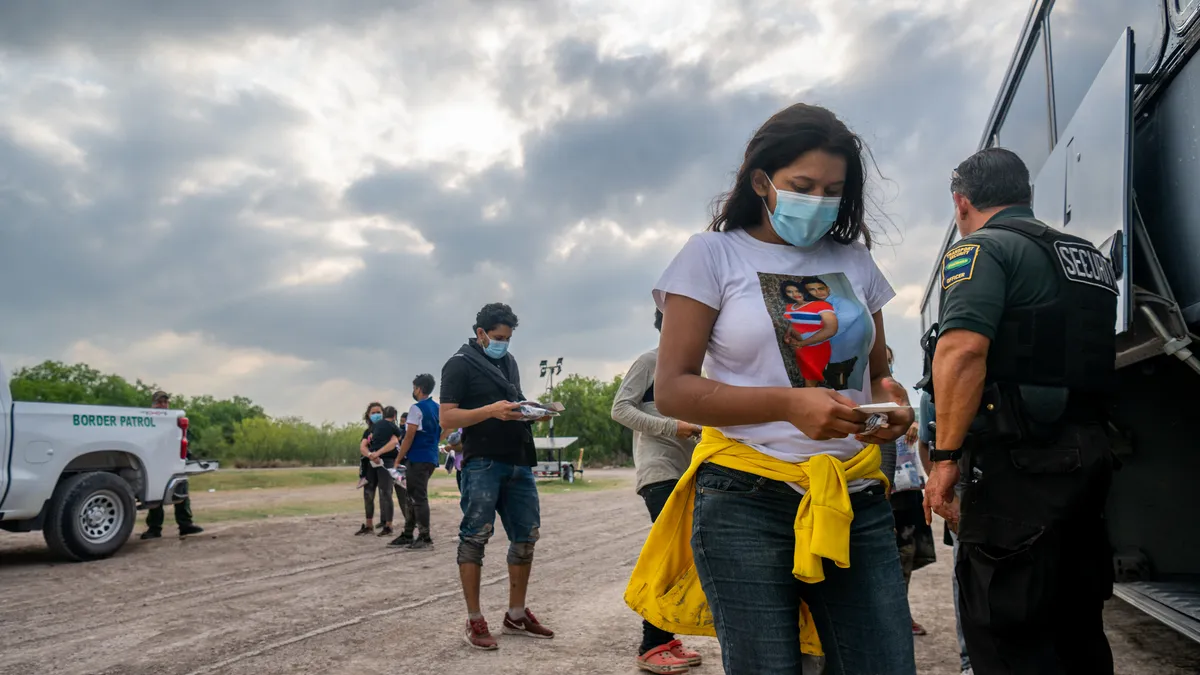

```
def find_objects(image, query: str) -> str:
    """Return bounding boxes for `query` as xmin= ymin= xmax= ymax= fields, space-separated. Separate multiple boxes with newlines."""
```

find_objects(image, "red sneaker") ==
xmin=463 ymin=617 xmax=498 ymax=650
xmin=502 ymin=608 xmax=555 ymax=639
xmin=637 ymin=642 xmax=691 ymax=674
xmin=912 ymin=619 xmax=928 ymax=636
xmin=667 ymin=639 xmax=702 ymax=667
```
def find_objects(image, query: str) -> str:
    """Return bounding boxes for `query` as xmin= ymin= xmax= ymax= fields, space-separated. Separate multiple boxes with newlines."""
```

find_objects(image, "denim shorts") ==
xmin=458 ymin=457 xmax=540 ymax=545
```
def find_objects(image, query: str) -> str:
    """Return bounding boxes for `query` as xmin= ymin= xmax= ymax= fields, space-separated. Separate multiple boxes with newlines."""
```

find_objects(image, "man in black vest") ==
xmin=923 ymin=148 xmax=1117 ymax=675
xmin=440 ymin=303 xmax=555 ymax=651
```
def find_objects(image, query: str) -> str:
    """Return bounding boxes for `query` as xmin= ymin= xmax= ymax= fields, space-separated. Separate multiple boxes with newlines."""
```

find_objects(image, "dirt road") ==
xmin=2 ymin=468 xmax=1199 ymax=674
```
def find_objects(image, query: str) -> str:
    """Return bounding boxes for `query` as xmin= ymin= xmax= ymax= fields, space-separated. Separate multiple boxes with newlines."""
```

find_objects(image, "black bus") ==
xmin=918 ymin=0 xmax=1200 ymax=639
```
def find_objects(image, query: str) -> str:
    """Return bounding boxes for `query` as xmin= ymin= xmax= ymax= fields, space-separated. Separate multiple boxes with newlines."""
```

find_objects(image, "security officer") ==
xmin=921 ymin=148 xmax=1117 ymax=675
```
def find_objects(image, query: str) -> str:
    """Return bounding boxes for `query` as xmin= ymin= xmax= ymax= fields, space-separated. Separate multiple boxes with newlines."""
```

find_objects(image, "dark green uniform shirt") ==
xmin=938 ymin=206 xmax=1060 ymax=339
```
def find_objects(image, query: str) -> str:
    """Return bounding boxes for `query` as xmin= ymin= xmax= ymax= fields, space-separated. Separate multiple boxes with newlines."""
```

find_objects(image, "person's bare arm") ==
xmin=924 ymin=327 xmax=990 ymax=528
xmin=932 ymin=329 xmax=989 ymax=452
xmin=794 ymin=312 xmax=839 ymax=348
xmin=360 ymin=436 xmax=372 ymax=458
xmin=655 ymin=293 xmax=869 ymax=440
xmin=395 ymin=424 xmax=417 ymax=465
xmin=611 ymin=355 xmax=690 ymax=438
xmin=441 ymin=401 xmax=524 ymax=430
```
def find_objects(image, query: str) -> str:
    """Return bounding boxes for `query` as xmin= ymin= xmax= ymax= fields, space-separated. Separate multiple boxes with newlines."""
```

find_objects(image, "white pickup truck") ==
xmin=0 ymin=359 xmax=217 ymax=561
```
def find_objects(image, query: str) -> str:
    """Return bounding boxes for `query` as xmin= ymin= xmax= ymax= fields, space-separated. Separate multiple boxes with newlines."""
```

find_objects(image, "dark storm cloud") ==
xmin=805 ymin=9 xmax=1003 ymax=265
xmin=0 ymin=0 xmax=553 ymax=54
xmin=0 ymin=78 xmax=309 ymax=348
xmin=0 ymin=1 xmax=1023 ymax=418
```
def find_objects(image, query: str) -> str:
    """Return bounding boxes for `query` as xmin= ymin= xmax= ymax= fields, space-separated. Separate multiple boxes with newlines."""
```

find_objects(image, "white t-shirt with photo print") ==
xmin=654 ymin=227 xmax=895 ymax=473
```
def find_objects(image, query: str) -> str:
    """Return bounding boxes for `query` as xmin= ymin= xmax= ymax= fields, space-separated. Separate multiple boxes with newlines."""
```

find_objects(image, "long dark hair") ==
xmin=779 ymin=280 xmax=804 ymax=306
xmin=709 ymin=103 xmax=873 ymax=248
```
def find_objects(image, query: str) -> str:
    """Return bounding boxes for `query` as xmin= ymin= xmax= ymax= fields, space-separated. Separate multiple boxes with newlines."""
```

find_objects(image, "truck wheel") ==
xmin=43 ymin=472 xmax=136 ymax=562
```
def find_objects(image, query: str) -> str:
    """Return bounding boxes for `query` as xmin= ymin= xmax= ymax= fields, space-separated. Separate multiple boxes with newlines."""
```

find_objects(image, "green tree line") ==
xmin=8 ymin=361 xmax=363 ymax=467
xmin=535 ymin=373 xmax=633 ymax=467
xmin=9 ymin=362 xmax=638 ymax=468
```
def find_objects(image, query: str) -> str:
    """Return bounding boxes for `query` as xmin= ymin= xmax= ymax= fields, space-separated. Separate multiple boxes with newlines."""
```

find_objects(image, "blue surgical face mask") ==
xmin=369 ymin=412 xmax=383 ymax=423
xmin=483 ymin=338 xmax=509 ymax=359
xmin=763 ymin=177 xmax=842 ymax=247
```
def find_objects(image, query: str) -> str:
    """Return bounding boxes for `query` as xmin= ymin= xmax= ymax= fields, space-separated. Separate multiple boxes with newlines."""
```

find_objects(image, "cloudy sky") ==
xmin=0 ymin=0 xmax=1030 ymax=423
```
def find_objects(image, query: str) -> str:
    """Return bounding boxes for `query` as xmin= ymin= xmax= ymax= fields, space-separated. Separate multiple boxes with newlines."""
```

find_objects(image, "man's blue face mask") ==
xmin=484 ymin=338 xmax=509 ymax=359
xmin=763 ymin=176 xmax=841 ymax=248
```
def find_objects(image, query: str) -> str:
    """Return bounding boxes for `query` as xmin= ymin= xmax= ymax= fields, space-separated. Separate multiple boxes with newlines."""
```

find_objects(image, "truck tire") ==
xmin=43 ymin=472 xmax=136 ymax=562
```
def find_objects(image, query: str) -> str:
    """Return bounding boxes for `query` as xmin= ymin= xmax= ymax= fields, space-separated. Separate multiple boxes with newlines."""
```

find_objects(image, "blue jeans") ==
xmin=692 ymin=463 xmax=916 ymax=675
xmin=456 ymin=457 xmax=541 ymax=566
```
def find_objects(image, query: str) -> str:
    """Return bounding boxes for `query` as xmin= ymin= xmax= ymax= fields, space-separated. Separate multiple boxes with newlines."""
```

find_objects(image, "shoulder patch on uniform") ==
xmin=941 ymin=243 xmax=979 ymax=289
xmin=1053 ymin=241 xmax=1118 ymax=295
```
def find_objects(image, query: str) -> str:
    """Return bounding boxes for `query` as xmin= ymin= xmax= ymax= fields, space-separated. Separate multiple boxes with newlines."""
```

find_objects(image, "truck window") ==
xmin=1048 ymin=0 xmax=1163 ymax=138
xmin=995 ymin=27 xmax=1053 ymax=179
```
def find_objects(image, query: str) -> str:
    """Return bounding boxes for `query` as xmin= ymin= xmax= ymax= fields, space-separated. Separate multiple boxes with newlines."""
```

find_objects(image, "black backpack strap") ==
xmin=454 ymin=348 xmax=522 ymax=402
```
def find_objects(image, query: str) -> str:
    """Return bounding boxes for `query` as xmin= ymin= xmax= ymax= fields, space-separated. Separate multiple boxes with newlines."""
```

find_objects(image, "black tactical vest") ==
xmin=982 ymin=217 xmax=1117 ymax=394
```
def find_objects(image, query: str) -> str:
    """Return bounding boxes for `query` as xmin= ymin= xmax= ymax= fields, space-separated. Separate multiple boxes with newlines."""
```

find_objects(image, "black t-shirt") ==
xmin=440 ymin=342 xmax=537 ymax=467
xmin=366 ymin=419 xmax=403 ymax=465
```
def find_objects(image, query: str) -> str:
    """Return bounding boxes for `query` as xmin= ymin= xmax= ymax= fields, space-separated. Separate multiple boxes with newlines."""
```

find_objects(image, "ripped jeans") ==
xmin=456 ymin=457 xmax=541 ymax=567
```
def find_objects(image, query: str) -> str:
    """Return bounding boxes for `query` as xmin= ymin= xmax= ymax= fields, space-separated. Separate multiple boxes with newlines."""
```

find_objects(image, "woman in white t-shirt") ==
xmin=628 ymin=103 xmax=917 ymax=674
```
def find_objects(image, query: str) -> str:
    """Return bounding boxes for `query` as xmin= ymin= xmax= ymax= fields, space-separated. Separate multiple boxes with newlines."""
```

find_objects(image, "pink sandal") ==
xmin=667 ymin=639 xmax=702 ymax=667
xmin=637 ymin=642 xmax=691 ymax=674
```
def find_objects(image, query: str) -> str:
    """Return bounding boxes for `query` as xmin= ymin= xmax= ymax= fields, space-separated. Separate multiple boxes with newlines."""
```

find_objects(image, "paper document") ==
xmin=517 ymin=400 xmax=565 ymax=421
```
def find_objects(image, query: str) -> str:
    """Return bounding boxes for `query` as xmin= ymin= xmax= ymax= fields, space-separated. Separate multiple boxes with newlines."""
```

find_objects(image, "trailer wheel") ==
xmin=43 ymin=472 xmax=136 ymax=562
xmin=562 ymin=465 xmax=575 ymax=484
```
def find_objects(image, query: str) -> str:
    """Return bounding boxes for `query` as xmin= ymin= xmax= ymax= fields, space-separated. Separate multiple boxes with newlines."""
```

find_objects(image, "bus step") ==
xmin=1113 ymin=580 xmax=1200 ymax=643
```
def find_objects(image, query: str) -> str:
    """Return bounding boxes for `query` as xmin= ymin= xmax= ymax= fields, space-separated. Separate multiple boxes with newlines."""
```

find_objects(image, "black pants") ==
xmin=638 ymin=479 xmax=679 ymax=655
xmin=394 ymin=478 xmax=413 ymax=533
xmin=957 ymin=423 xmax=1114 ymax=675
xmin=146 ymin=497 xmax=193 ymax=530
xmin=362 ymin=466 xmax=394 ymax=524
xmin=403 ymin=462 xmax=437 ymax=539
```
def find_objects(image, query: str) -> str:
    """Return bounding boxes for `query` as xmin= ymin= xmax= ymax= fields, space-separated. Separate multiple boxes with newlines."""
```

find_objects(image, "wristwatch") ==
xmin=929 ymin=446 xmax=962 ymax=462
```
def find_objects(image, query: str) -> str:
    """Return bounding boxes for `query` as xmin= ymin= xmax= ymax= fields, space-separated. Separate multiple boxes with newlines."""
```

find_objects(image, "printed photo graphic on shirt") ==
xmin=758 ymin=272 xmax=873 ymax=391
xmin=941 ymin=243 xmax=980 ymax=289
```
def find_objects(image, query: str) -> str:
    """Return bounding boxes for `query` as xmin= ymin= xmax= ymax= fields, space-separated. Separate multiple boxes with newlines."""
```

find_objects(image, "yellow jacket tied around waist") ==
xmin=623 ymin=427 xmax=889 ymax=657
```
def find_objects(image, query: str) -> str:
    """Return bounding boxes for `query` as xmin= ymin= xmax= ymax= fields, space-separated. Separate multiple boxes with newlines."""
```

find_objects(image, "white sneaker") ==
xmin=961 ymin=668 xmax=974 ymax=675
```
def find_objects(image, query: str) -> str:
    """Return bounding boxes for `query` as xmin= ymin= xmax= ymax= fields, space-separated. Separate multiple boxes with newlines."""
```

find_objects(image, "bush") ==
xmin=222 ymin=417 xmax=364 ymax=468
xmin=535 ymin=374 xmax=633 ymax=467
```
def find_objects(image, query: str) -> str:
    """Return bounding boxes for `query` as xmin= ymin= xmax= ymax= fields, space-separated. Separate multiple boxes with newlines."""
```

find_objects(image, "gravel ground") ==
xmin=2 ymin=468 xmax=1198 ymax=674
